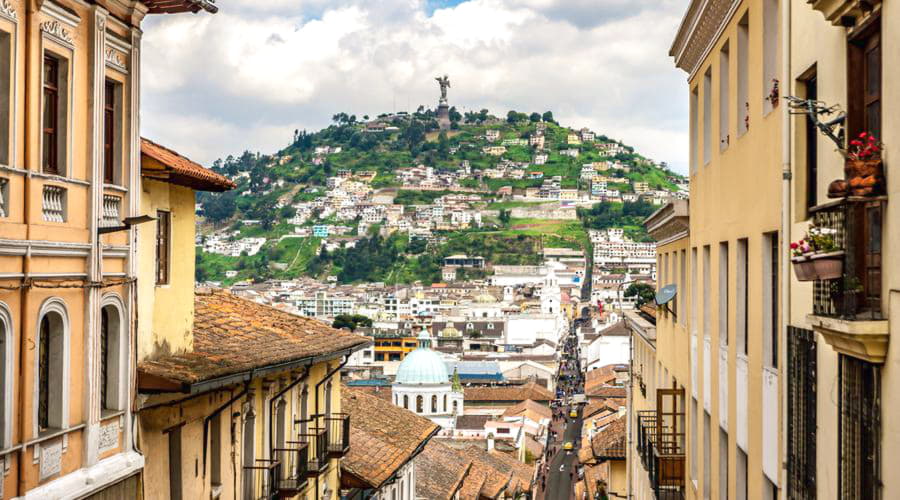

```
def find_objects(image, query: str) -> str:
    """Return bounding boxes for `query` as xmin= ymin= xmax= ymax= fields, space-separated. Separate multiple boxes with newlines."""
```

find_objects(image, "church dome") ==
xmin=439 ymin=326 xmax=462 ymax=338
xmin=395 ymin=330 xmax=449 ymax=385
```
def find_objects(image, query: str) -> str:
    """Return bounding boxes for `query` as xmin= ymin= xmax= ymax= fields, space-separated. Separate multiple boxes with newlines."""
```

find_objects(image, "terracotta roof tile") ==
xmin=460 ymin=447 xmax=512 ymax=499
xmin=137 ymin=289 xmax=370 ymax=387
xmin=341 ymin=387 xmax=439 ymax=489
xmin=464 ymin=381 xmax=554 ymax=403
xmin=586 ymin=385 xmax=627 ymax=399
xmin=141 ymin=137 xmax=235 ymax=192
xmin=416 ymin=440 xmax=473 ymax=500
xmin=501 ymin=399 xmax=552 ymax=421
xmin=456 ymin=414 xmax=491 ymax=430
xmin=591 ymin=417 xmax=626 ymax=459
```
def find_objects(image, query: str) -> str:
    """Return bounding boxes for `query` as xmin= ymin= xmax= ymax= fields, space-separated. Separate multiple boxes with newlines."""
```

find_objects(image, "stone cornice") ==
xmin=670 ymin=0 xmax=740 ymax=78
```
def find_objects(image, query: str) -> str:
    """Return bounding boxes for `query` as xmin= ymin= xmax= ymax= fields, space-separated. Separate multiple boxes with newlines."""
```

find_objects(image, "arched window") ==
xmin=324 ymin=380 xmax=333 ymax=417
xmin=453 ymin=400 xmax=459 ymax=414
xmin=275 ymin=398 xmax=287 ymax=449
xmin=299 ymin=387 xmax=309 ymax=436
xmin=242 ymin=405 xmax=256 ymax=499
xmin=443 ymin=394 xmax=448 ymax=413
xmin=416 ymin=395 xmax=423 ymax=413
xmin=37 ymin=301 xmax=67 ymax=432
xmin=100 ymin=301 xmax=123 ymax=412
xmin=0 ymin=304 xmax=11 ymax=448
xmin=431 ymin=395 xmax=437 ymax=413
xmin=403 ymin=394 xmax=409 ymax=410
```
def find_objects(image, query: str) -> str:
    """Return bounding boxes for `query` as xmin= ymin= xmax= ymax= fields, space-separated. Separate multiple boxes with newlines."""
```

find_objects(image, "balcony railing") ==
xmin=807 ymin=197 xmax=889 ymax=363
xmin=273 ymin=442 xmax=310 ymax=495
xmin=298 ymin=428 xmax=329 ymax=476
xmin=809 ymin=197 xmax=885 ymax=320
xmin=325 ymin=414 xmax=350 ymax=458
xmin=243 ymin=459 xmax=281 ymax=500
xmin=42 ymin=185 xmax=66 ymax=222
xmin=636 ymin=410 xmax=685 ymax=500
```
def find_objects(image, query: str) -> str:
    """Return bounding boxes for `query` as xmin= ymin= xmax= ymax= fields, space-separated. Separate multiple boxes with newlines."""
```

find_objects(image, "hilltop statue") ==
xmin=435 ymin=75 xmax=450 ymax=103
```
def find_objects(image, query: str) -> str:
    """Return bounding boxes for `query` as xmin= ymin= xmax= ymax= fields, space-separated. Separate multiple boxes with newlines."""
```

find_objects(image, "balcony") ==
xmin=298 ymin=428 xmax=329 ymax=477
xmin=325 ymin=414 xmax=350 ymax=458
xmin=272 ymin=442 xmax=310 ymax=496
xmin=636 ymin=410 xmax=685 ymax=500
xmin=243 ymin=459 xmax=281 ymax=500
xmin=807 ymin=197 xmax=889 ymax=363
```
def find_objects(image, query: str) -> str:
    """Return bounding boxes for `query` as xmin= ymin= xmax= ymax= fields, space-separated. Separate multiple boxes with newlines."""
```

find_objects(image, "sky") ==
xmin=142 ymin=0 xmax=691 ymax=173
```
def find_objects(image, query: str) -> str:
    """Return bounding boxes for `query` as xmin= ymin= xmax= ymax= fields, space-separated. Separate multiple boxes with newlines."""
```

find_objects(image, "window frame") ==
xmin=42 ymin=55 xmax=59 ymax=175
xmin=156 ymin=210 xmax=171 ymax=285
xmin=103 ymin=79 xmax=116 ymax=184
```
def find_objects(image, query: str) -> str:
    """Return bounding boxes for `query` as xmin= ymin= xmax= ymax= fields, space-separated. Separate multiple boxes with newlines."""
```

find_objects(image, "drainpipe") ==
xmin=268 ymin=366 xmax=310 ymax=459
xmin=780 ymin=0 xmax=793 ymax=496
xmin=313 ymin=356 xmax=348 ymax=499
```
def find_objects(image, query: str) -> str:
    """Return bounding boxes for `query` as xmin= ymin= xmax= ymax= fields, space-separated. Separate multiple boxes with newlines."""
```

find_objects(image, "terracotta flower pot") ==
xmin=808 ymin=251 xmax=844 ymax=280
xmin=791 ymin=257 xmax=817 ymax=282
xmin=827 ymin=179 xmax=848 ymax=198
xmin=844 ymin=159 xmax=884 ymax=196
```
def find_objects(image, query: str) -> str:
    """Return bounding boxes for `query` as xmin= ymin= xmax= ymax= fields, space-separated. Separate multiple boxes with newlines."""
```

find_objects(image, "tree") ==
xmin=438 ymin=132 xmax=450 ymax=159
xmin=529 ymin=112 xmax=541 ymax=122
xmin=448 ymin=106 xmax=462 ymax=123
xmin=542 ymin=111 xmax=555 ymax=123
xmin=498 ymin=209 xmax=511 ymax=226
xmin=624 ymin=283 xmax=656 ymax=307
xmin=332 ymin=314 xmax=373 ymax=331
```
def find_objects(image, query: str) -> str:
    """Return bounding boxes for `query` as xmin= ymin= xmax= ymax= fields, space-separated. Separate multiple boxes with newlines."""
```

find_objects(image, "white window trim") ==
xmin=100 ymin=293 xmax=127 ymax=412
xmin=0 ymin=302 xmax=13 ymax=448
xmin=34 ymin=297 xmax=70 ymax=437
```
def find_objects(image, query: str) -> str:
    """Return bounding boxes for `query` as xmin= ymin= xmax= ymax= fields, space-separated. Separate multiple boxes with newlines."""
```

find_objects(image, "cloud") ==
xmin=141 ymin=0 xmax=690 ymax=172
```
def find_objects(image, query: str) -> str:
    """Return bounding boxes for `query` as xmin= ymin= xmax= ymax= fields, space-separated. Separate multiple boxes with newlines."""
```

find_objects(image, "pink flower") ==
xmin=790 ymin=242 xmax=799 ymax=249
xmin=860 ymin=132 xmax=868 ymax=139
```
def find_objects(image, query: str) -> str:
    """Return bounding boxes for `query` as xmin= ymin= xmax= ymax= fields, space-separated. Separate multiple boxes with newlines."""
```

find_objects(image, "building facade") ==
xmin=0 ymin=1 xmax=214 ymax=498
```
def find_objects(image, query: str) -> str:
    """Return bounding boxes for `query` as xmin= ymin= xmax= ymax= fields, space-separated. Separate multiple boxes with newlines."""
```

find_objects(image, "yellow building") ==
xmin=0 ymin=1 xmax=214 ymax=498
xmin=134 ymin=141 xmax=370 ymax=500
xmin=372 ymin=331 xmax=419 ymax=361
xmin=785 ymin=1 xmax=895 ymax=498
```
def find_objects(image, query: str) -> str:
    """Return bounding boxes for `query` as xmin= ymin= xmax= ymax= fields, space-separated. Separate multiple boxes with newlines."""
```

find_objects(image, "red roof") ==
xmin=141 ymin=138 xmax=235 ymax=192
xmin=143 ymin=0 xmax=217 ymax=14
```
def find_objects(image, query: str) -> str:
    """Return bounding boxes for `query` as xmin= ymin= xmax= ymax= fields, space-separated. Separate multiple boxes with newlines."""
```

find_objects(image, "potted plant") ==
xmin=844 ymin=132 xmax=884 ymax=196
xmin=767 ymin=79 xmax=780 ymax=108
xmin=790 ymin=223 xmax=843 ymax=281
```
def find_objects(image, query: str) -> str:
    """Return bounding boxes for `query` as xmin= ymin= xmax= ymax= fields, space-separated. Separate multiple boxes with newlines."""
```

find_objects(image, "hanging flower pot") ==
xmin=844 ymin=133 xmax=885 ymax=196
xmin=808 ymin=251 xmax=844 ymax=280
xmin=791 ymin=256 xmax=817 ymax=282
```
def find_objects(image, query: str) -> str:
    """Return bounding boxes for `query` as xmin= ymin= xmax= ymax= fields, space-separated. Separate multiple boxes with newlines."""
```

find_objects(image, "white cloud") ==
xmin=141 ymin=0 xmax=690 ymax=172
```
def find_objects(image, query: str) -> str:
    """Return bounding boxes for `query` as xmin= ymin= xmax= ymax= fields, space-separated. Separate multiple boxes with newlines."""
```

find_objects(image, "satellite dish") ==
xmin=655 ymin=284 xmax=677 ymax=306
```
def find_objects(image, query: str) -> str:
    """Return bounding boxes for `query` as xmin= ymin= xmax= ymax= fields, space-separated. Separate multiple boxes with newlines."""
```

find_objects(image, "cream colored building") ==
xmin=134 ymin=141 xmax=370 ymax=500
xmin=0 ymin=1 xmax=214 ymax=498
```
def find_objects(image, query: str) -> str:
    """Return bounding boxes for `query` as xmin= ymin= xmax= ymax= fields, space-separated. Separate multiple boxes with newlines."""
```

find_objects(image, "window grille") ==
xmin=787 ymin=326 xmax=816 ymax=500
xmin=839 ymin=355 xmax=881 ymax=500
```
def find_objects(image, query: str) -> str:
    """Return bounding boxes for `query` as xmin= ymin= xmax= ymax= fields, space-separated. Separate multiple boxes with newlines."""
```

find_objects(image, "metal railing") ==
xmin=298 ymin=428 xmax=329 ymax=476
xmin=636 ymin=410 xmax=685 ymax=500
xmin=242 ymin=459 xmax=280 ymax=500
xmin=325 ymin=414 xmax=350 ymax=458
xmin=810 ymin=197 xmax=885 ymax=320
xmin=273 ymin=442 xmax=310 ymax=494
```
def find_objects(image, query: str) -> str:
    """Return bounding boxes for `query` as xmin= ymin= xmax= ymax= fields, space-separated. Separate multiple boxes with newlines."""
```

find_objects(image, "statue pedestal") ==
xmin=437 ymin=102 xmax=451 ymax=131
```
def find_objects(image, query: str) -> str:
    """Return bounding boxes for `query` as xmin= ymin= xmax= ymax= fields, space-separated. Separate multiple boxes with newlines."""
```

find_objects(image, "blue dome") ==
xmin=395 ymin=348 xmax=449 ymax=385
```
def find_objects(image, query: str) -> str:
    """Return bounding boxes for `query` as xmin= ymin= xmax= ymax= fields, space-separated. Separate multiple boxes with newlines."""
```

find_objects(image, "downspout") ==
xmin=314 ymin=356 xmax=348 ymax=498
xmin=268 ymin=366 xmax=310 ymax=459
xmin=780 ymin=0 xmax=792 ymax=495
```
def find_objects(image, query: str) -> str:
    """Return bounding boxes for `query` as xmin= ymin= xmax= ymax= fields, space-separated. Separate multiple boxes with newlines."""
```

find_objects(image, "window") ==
xmin=443 ymin=394 xmax=448 ymax=412
xmin=299 ymin=388 xmax=308 ymax=436
xmin=0 ymin=30 xmax=11 ymax=166
xmin=431 ymin=395 xmax=437 ymax=413
xmin=169 ymin=426 xmax=183 ymax=500
xmin=736 ymin=447 xmax=748 ymax=500
xmin=38 ymin=309 xmax=66 ymax=432
xmin=736 ymin=238 xmax=749 ymax=356
xmin=0 ymin=305 xmax=10 ymax=448
xmin=210 ymin=413 xmax=222 ymax=487
xmin=763 ymin=232 xmax=778 ymax=368
xmin=324 ymin=381 xmax=332 ymax=417
xmin=838 ymin=355 xmax=880 ymax=500
xmin=403 ymin=394 xmax=409 ymax=411
xmin=691 ymin=248 xmax=698 ymax=335
xmin=702 ymin=246 xmax=712 ymax=339
xmin=704 ymin=411 xmax=711 ymax=499
xmin=241 ymin=409 xmax=255 ymax=500
xmin=764 ymin=477 xmax=778 ymax=500
xmin=737 ymin=13 xmax=750 ymax=136
xmin=103 ymin=80 xmax=122 ymax=184
xmin=719 ymin=42 xmax=730 ymax=150
xmin=801 ymin=68 xmax=818 ymax=210
xmin=100 ymin=305 xmax=122 ymax=411
xmin=275 ymin=399 xmax=286 ymax=449
xmin=453 ymin=400 xmax=459 ymax=414
xmin=42 ymin=54 xmax=68 ymax=175
xmin=416 ymin=395 xmax=423 ymax=414
xmin=720 ymin=428 xmax=729 ymax=500
xmin=763 ymin=0 xmax=779 ymax=115
xmin=847 ymin=19 xmax=880 ymax=142
xmin=156 ymin=211 xmax=171 ymax=285
xmin=690 ymin=86 xmax=699 ymax=173
xmin=679 ymin=250 xmax=686 ymax=325
xmin=719 ymin=242 xmax=729 ymax=346
xmin=787 ymin=327 xmax=816 ymax=500
xmin=703 ymin=68 xmax=712 ymax=164
xmin=691 ymin=397 xmax=698 ymax=480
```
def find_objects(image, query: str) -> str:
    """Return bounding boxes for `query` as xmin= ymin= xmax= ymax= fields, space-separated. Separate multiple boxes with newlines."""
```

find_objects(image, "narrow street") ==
xmin=536 ymin=326 xmax=585 ymax=500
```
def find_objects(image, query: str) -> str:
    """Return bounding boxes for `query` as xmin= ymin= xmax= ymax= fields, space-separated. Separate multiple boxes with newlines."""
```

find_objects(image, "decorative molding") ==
xmin=41 ymin=1 xmax=81 ymax=28
xmin=40 ymin=20 xmax=74 ymax=46
xmin=105 ymin=47 xmax=127 ymax=72
xmin=0 ymin=0 xmax=16 ymax=21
